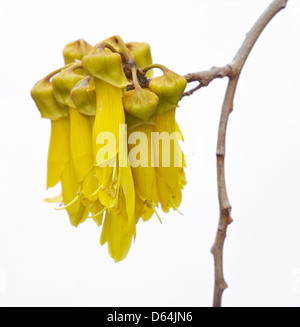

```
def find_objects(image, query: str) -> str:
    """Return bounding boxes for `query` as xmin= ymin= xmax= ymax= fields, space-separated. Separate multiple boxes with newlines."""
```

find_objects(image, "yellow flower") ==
xmin=31 ymin=36 xmax=187 ymax=262
xmin=154 ymin=107 xmax=186 ymax=213
xmin=61 ymin=162 xmax=89 ymax=227
xmin=128 ymin=123 xmax=159 ymax=222
xmin=92 ymin=79 xmax=136 ymax=260
xmin=69 ymin=107 xmax=94 ymax=182
xmin=100 ymin=195 xmax=135 ymax=262
xmin=46 ymin=116 xmax=70 ymax=189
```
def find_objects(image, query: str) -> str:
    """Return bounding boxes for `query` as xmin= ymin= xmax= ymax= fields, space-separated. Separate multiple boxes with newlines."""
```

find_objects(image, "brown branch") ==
xmin=181 ymin=65 xmax=233 ymax=98
xmin=209 ymin=0 xmax=288 ymax=307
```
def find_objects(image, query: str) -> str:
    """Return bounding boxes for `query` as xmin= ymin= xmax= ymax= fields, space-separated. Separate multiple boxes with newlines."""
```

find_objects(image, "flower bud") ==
xmin=31 ymin=77 xmax=69 ymax=120
xmin=82 ymin=43 xmax=129 ymax=88
xmin=70 ymin=76 xmax=96 ymax=115
xmin=103 ymin=35 xmax=127 ymax=53
xmin=149 ymin=69 xmax=187 ymax=115
xmin=125 ymin=42 xmax=153 ymax=78
xmin=52 ymin=64 xmax=87 ymax=107
xmin=63 ymin=39 xmax=93 ymax=64
xmin=123 ymin=88 xmax=159 ymax=122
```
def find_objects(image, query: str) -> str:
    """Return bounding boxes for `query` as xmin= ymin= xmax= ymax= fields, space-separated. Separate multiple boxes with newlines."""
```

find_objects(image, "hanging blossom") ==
xmin=31 ymin=36 xmax=187 ymax=262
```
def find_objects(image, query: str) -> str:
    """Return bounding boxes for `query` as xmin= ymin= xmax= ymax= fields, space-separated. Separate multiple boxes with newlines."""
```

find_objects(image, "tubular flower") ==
xmin=46 ymin=116 xmax=70 ymax=189
xmin=154 ymin=107 xmax=187 ymax=213
xmin=31 ymin=36 xmax=187 ymax=262
xmin=128 ymin=123 xmax=159 ymax=223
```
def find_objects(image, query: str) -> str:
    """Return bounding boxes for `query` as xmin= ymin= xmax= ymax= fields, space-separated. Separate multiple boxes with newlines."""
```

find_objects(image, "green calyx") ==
xmin=31 ymin=70 xmax=69 ymax=120
xmin=70 ymin=76 xmax=96 ymax=115
xmin=123 ymin=88 xmax=159 ymax=122
xmin=148 ymin=66 xmax=187 ymax=115
xmin=52 ymin=63 xmax=87 ymax=107
xmin=103 ymin=35 xmax=130 ymax=56
xmin=63 ymin=39 xmax=93 ymax=64
xmin=31 ymin=36 xmax=187 ymax=124
xmin=82 ymin=42 xmax=130 ymax=88
xmin=126 ymin=42 xmax=153 ymax=78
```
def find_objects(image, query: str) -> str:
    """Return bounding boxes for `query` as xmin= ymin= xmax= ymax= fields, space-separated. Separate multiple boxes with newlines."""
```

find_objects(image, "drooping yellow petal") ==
xmin=175 ymin=120 xmax=184 ymax=142
xmin=108 ymin=211 xmax=133 ymax=262
xmin=90 ymin=200 xmax=105 ymax=226
xmin=135 ymin=195 xmax=155 ymax=222
xmin=154 ymin=107 xmax=184 ymax=185
xmin=82 ymin=168 xmax=99 ymax=202
xmin=100 ymin=196 xmax=135 ymax=262
xmin=153 ymin=107 xmax=186 ymax=212
xmin=95 ymin=163 xmax=120 ymax=209
xmin=119 ymin=162 xmax=135 ymax=229
xmin=44 ymin=193 xmax=63 ymax=203
xmin=129 ymin=124 xmax=158 ymax=201
xmin=61 ymin=161 xmax=88 ymax=227
xmin=128 ymin=123 xmax=158 ymax=222
xmin=47 ymin=117 xmax=70 ymax=189
xmin=92 ymin=78 xmax=126 ymax=208
xmin=93 ymin=78 xmax=125 ymax=165
xmin=170 ymin=184 xmax=183 ymax=210
xmin=155 ymin=174 xmax=173 ymax=213
xmin=69 ymin=107 xmax=94 ymax=182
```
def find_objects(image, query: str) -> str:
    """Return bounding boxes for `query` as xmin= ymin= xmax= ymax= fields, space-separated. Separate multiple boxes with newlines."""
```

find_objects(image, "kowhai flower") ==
xmin=31 ymin=35 xmax=187 ymax=262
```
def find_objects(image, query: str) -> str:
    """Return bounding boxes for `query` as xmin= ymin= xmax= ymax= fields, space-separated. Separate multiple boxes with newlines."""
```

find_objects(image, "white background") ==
xmin=0 ymin=0 xmax=299 ymax=307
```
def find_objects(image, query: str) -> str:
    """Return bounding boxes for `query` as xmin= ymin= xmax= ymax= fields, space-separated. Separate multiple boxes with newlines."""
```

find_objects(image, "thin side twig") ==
xmin=182 ymin=65 xmax=233 ymax=98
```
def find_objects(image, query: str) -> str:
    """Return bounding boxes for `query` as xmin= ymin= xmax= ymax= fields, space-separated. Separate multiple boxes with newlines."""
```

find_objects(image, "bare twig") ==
xmin=181 ymin=82 xmax=202 ymax=98
xmin=181 ymin=65 xmax=233 ymax=98
xmin=210 ymin=0 xmax=288 ymax=307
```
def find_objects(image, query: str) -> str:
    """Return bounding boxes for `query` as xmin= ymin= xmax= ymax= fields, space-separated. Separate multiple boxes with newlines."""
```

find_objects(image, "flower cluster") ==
xmin=31 ymin=36 xmax=187 ymax=262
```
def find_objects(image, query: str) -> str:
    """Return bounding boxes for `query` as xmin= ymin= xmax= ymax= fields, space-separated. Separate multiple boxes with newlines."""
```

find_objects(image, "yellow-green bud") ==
xmin=103 ymin=35 xmax=127 ymax=53
xmin=63 ymin=39 xmax=93 ymax=64
xmin=82 ymin=43 xmax=129 ymax=88
xmin=126 ymin=42 xmax=153 ymax=78
xmin=123 ymin=88 xmax=159 ymax=122
xmin=149 ymin=69 xmax=187 ymax=115
xmin=31 ymin=77 xmax=69 ymax=120
xmin=52 ymin=64 xmax=87 ymax=107
xmin=70 ymin=76 xmax=96 ymax=115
